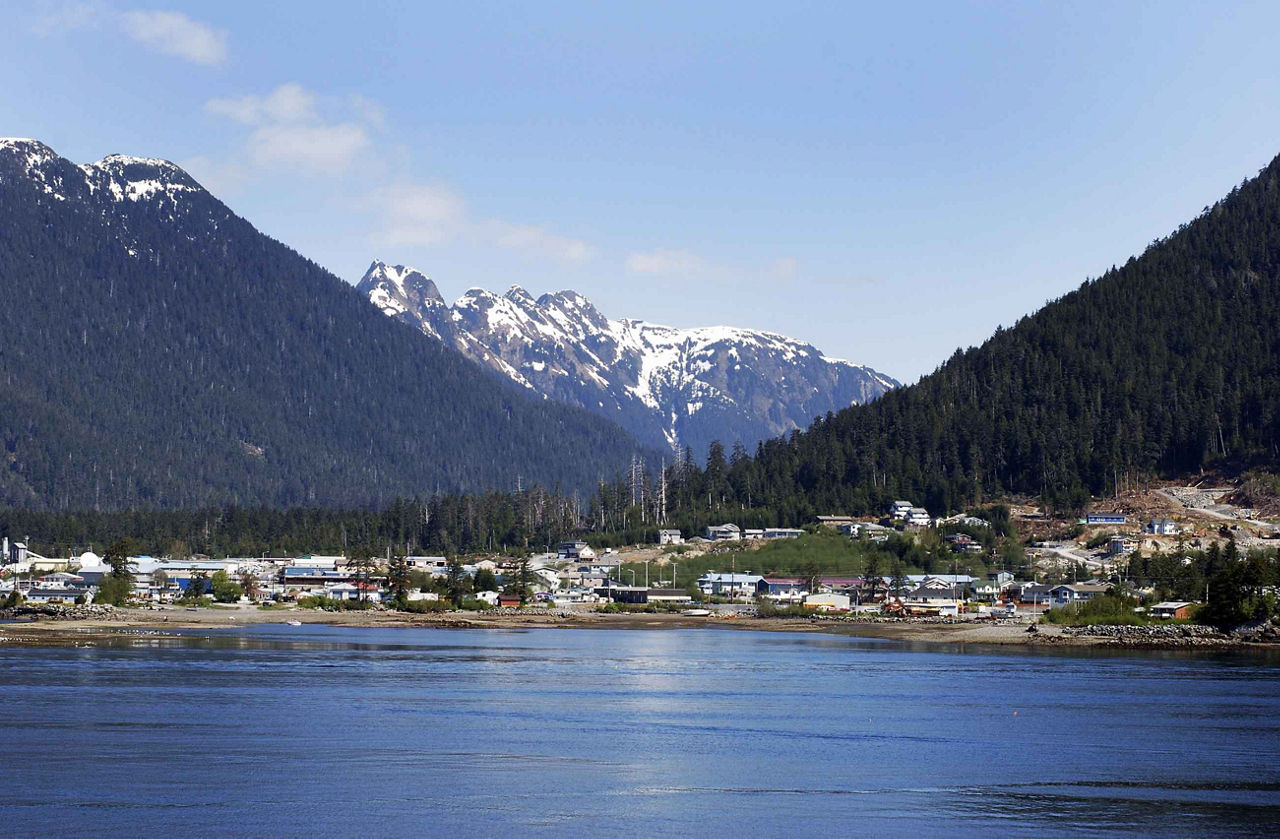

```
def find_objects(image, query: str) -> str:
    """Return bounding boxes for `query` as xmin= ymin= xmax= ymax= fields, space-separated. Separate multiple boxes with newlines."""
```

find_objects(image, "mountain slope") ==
xmin=0 ymin=139 xmax=646 ymax=510
xmin=747 ymin=153 xmax=1280 ymax=515
xmin=358 ymin=260 xmax=898 ymax=455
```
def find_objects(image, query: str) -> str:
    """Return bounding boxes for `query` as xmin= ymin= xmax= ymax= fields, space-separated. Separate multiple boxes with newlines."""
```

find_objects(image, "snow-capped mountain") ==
xmin=358 ymin=259 xmax=899 ymax=455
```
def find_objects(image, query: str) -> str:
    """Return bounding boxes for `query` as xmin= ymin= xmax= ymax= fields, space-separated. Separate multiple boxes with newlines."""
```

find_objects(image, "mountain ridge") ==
xmin=0 ymin=140 xmax=649 ymax=509
xmin=358 ymin=259 xmax=899 ymax=454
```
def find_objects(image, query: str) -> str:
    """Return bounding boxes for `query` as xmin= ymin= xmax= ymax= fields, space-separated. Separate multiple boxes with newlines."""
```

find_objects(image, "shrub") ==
xmin=398 ymin=599 xmax=448 ymax=613
xmin=1042 ymin=592 xmax=1142 ymax=626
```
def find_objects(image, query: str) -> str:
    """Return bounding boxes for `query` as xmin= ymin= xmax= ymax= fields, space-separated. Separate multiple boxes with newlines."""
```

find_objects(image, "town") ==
xmin=5 ymin=484 xmax=1275 ymax=632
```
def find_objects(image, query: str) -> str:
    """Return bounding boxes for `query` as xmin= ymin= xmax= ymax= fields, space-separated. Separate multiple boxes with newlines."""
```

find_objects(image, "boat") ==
xmin=681 ymin=609 xmax=712 ymax=617
xmin=285 ymin=619 xmax=302 ymax=626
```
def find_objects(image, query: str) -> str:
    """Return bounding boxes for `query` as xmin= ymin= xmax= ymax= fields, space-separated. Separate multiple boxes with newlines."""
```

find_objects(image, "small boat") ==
xmin=681 ymin=609 xmax=712 ymax=617
xmin=285 ymin=619 xmax=302 ymax=626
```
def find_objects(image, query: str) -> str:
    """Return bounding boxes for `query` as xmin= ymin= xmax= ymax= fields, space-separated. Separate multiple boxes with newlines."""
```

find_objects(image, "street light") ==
xmin=626 ymin=569 xmax=635 ymax=586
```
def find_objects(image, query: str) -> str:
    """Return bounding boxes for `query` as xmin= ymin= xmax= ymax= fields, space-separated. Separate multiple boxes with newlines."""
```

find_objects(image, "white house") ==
xmin=1145 ymin=519 xmax=1179 ymax=535
xmin=889 ymin=501 xmax=913 ymax=520
xmin=1050 ymin=583 xmax=1109 ymax=606
xmin=658 ymin=529 xmax=683 ymax=546
xmin=905 ymin=507 xmax=932 ymax=527
xmin=704 ymin=523 xmax=742 ymax=542
xmin=697 ymin=572 xmax=763 ymax=597
xmin=763 ymin=528 xmax=804 ymax=539
xmin=406 ymin=556 xmax=449 ymax=574
xmin=557 ymin=541 xmax=596 ymax=560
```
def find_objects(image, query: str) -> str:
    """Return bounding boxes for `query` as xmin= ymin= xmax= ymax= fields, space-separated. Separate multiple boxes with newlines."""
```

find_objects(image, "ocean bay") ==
xmin=1 ymin=627 xmax=1278 ymax=837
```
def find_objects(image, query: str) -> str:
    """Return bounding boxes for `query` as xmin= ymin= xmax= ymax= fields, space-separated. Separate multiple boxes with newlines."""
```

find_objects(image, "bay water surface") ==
xmin=1 ymin=625 xmax=1278 ymax=837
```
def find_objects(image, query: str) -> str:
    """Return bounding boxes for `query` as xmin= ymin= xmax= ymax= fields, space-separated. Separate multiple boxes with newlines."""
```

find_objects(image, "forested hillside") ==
xmin=747 ymin=153 xmax=1280 ymax=516
xmin=0 ymin=140 xmax=645 ymax=509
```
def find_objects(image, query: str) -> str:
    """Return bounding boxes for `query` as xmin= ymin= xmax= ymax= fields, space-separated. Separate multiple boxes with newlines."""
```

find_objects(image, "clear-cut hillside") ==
xmin=358 ymin=260 xmax=898 ymax=455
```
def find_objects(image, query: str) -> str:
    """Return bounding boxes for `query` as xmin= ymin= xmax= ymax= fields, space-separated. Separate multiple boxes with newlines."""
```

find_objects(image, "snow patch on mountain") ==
xmin=357 ymin=259 xmax=900 ymax=454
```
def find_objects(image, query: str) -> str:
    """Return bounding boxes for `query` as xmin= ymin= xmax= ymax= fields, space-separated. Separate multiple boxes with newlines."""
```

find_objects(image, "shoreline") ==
xmin=3 ymin=605 xmax=1275 ymax=654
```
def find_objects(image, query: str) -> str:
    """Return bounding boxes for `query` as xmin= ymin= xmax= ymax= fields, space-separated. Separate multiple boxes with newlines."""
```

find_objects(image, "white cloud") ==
xmin=493 ymin=223 xmax=595 ymax=262
xmin=121 ymin=10 xmax=226 ymax=65
xmin=31 ymin=1 xmax=106 ymax=34
xmin=203 ymin=83 xmax=374 ymax=175
xmin=33 ymin=4 xmax=227 ymax=66
xmin=206 ymin=83 xmax=317 ymax=125
xmin=626 ymin=247 xmax=705 ymax=275
xmin=370 ymin=184 xmax=467 ymax=246
xmin=245 ymin=122 xmax=370 ymax=173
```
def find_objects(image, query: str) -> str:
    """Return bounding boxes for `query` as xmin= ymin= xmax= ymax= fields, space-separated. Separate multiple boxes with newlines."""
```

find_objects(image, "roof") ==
xmin=1152 ymin=601 xmax=1194 ymax=609
xmin=699 ymin=572 xmax=763 ymax=583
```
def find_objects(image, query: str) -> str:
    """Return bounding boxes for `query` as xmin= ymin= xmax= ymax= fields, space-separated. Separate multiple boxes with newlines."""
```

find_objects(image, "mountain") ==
xmin=0 ymin=139 xmax=648 ymax=510
xmin=740 ymin=153 xmax=1280 ymax=516
xmin=357 ymin=260 xmax=898 ymax=456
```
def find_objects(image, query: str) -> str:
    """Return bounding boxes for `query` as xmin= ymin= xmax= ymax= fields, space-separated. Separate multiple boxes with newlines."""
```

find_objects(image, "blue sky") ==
xmin=6 ymin=1 xmax=1280 ymax=382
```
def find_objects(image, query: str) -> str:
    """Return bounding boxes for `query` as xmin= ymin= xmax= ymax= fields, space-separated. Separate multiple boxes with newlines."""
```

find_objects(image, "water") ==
xmin=1 ymin=626 xmax=1278 ymax=837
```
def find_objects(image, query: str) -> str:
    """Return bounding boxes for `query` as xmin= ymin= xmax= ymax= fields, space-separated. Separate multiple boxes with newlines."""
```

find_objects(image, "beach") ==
xmin=0 ymin=604 xmax=1261 ymax=650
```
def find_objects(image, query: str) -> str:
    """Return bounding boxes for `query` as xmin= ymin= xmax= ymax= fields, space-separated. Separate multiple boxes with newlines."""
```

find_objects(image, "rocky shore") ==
xmin=0 ymin=604 xmax=117 ymax=621
xmin=1 ymin=604 xmax=1278 ymax=654
xmin=1060 ymin=623 xmax=1235 ymax=648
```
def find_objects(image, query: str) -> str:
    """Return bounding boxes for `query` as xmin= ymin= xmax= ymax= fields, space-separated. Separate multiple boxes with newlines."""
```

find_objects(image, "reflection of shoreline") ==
xmin=1 ymin=607 xmax=1275 ymax=654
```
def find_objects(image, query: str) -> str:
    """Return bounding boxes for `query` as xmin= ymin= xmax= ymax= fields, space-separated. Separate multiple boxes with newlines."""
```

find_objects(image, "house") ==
xmin=836 ymin=522 xmax=863 ymax=537
xmin=763 ymin=528 xmax=804 ymax=540
xmin=905 ymin=507 xmax=932 ymax=527
xmin=557 ymin=541 xmax=596 ymax=560
xmin=973 ymin=578 xmax=1015 ymax=603
xmin=1049 ymin=583 xmax=1110 ymax=606
xmin=697 ymin=572 xmax=764 ymax=597
xmin=497 ymin=594 xmax=522 ymax=608
xmin=903 ymin=574 xmax=975 ymax=597
xmin=804 ymin=593 xmax=851 ymax=612
xmin=1086 ymin=514 xmax=1127 ymax=525
xmin=903 ymin=582 xmax=960 ymax=603
xmin=406 ymin=556 xmax=449 ymax=573
xmin=1015 ymin=583 xmax=1054 ymax=605
xmin=607 ymin=586 xmax=650 ymax=604
xmin=1150 ymin=601 xmax=1196 ymax=620
xmin=1108 ymin=536 xmax=1137 ymax=556
xmin=472 ymin=590 xmax=499 ymax=606
xmin=889 ymin=501 xmax=914 ymax=520
xmin=816 ymin=515 xmax=858 ymax=528
xmin=25 ymin=587 xmax=86 ymax=604
xmin=658 ymin=529 xmax=683 ymax=546
xmin=324 ymin=582 xmax=361 ymax=601
xmin=743 ymin=529 xmax=765 ymax=541
xmin=704 ymin=523 xmax=742 ymax=542
xmin=759 ymin=577 xmax=807 ymax=601
xmin=1145 ymin=519 xmax=1179 ymax=535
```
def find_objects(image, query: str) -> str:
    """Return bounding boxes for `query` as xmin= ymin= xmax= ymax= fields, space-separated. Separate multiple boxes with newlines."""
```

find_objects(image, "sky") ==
xmin=5 ymin=1 xmax=1280 ymax=383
